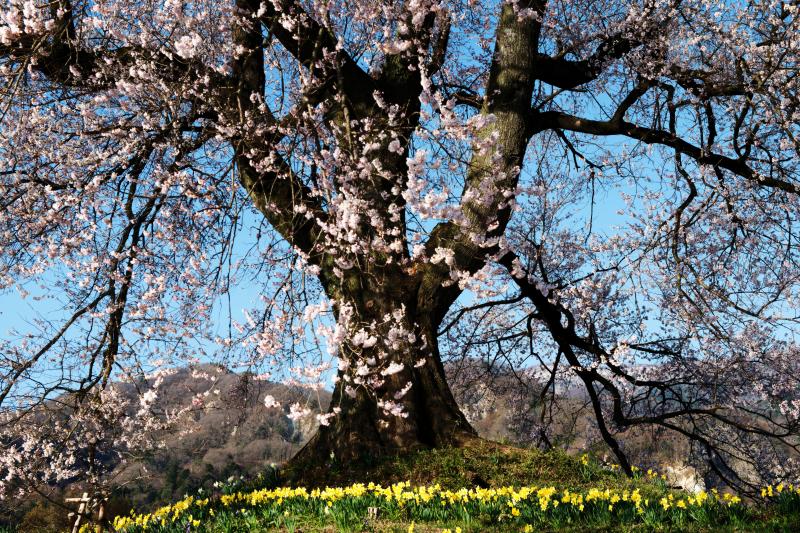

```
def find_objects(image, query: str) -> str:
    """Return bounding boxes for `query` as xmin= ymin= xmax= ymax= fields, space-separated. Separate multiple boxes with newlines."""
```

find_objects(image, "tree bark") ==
xmin=293 ymin=350 xmax=474 ymax=466
xmin=289 ymin=280 xmax=476 ymax=468
xmin=285 ymin=0 xmax=545 ymax=470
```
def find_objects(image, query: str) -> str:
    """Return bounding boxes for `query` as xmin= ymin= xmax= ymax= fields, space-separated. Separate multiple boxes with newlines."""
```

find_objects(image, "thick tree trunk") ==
xmin=293 ymin=358 xmax=474 ymax=466
xmin=289 ymin=290 xmax=475 ymax=469
xmin=281 ymin=1 xmax=542 ymax=475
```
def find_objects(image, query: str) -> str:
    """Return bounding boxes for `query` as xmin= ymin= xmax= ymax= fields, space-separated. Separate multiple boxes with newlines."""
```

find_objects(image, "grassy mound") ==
xmin=107 ymin=443 xmax=800 ymax=532
xmin=279 ymin=439 xmax=625 ymax=491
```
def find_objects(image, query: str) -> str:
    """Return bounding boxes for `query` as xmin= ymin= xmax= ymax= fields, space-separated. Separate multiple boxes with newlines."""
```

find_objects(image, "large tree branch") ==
xmin=0 ymin=1 xmax=228 ymax=93
xmin=376 ymin=8 xmax=441 ymax=108
xmin=532 ymin=31 xmax=641 ymax=90
xmin=235 ymin=150 xmax=327 ymax=259
xmin=232 ymin=1 xmax=329 ymax=267
xmin=532 ymin=12 xmax=661 ymax=91
xmin=258 ymin=0 xmax=377 ymax=118
xmin=666 ymin=64 xmax=751 ymax=98
xmin=532 ymin=2 xmax=759 ymax=96
xmin=535 ymin=46 xmax=758 ymax=99
xmin=535 ymin=110 xmax=799 ymax=195
xmin=418 ymin=1 xmax=544 ymax=323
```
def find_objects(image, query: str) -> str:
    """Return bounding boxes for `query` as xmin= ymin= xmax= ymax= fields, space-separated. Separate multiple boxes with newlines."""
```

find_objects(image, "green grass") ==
xmin=280 ymin=440 xmax=629 ymax=490
xmin=103 ymin=443 xmax=800 ymax=532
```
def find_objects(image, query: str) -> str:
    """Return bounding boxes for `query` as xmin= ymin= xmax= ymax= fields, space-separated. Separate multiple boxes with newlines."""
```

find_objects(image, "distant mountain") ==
xmin=108 ymin=365 xmax=330 ymax=505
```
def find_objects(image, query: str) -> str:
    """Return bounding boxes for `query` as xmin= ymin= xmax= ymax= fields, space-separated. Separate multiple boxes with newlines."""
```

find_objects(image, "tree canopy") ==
xmin=1 ymin=0 xmax=799 ymax=499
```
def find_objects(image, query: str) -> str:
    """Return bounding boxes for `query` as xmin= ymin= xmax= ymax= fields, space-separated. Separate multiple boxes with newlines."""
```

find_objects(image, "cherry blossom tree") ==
xmin=1 ymin=0 xmax=799 ymax=497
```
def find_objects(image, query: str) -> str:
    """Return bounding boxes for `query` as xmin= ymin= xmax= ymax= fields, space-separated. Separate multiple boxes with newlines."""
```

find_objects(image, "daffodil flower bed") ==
xmin=109 ymin=480 xmax=790 ymax=532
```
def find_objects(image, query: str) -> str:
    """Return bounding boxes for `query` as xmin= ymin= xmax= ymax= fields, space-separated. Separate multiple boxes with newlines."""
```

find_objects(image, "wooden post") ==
xmin=65 ymin=492 xmax=90 ymax=533
xmin=96 ymin=497 xmax=106 ymax=531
